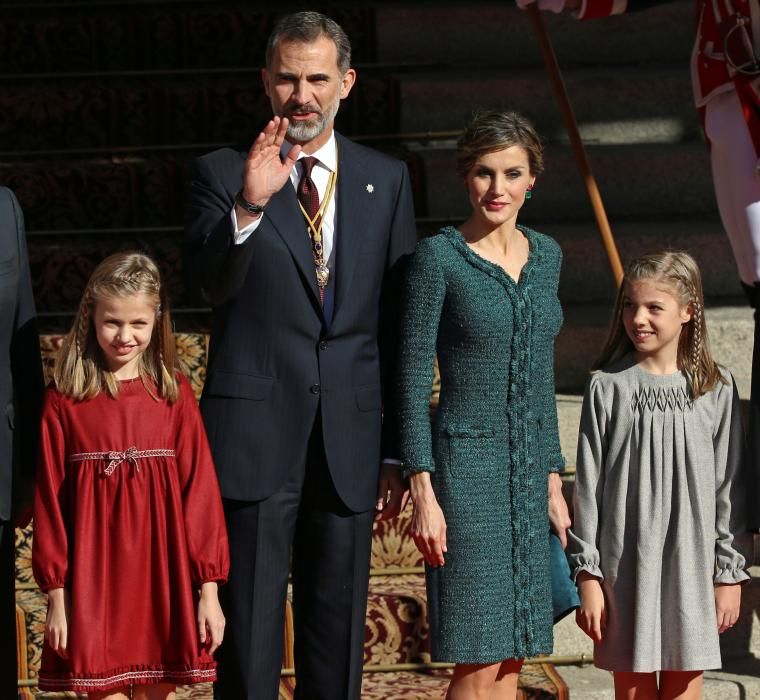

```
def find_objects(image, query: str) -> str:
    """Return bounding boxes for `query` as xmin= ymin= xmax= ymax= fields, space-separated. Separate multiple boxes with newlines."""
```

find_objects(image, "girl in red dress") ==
xmin=32 ymin=252 xmax=230 ymax=699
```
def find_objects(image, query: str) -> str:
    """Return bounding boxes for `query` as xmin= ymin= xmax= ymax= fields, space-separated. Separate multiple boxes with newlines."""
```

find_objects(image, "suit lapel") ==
xmin=334 ymin=135 xmax=371 ymax=322
xmin=263 ymin=180 xmax=322 ymax=309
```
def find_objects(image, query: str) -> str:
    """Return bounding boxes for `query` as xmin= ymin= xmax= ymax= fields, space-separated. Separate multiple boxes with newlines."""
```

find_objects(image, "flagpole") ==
xmin=527 ymin=4 xmax=624 ymax=285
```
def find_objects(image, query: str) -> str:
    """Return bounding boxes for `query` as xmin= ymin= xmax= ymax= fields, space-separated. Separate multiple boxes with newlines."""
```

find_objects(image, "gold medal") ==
xmin=316 ymin=263 xmax=330 ymax=289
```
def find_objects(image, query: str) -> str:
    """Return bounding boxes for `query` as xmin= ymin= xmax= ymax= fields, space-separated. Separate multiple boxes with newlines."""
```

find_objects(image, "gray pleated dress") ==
xmin=567 ymin=355 xmax=752 ymax=673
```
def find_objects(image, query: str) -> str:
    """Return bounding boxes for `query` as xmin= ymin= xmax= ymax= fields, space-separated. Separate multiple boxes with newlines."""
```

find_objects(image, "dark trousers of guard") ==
xmin=214 ymin=414 xmax=375 ymax=700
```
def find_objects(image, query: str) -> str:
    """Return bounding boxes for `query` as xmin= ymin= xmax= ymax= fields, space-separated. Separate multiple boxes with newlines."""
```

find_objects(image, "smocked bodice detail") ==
xmin=630 ymin=385 xmax=693 ymax=413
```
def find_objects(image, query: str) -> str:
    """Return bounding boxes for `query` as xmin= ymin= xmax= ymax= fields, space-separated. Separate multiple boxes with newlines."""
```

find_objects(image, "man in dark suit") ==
xmin=0 ymin=187 xmax=43 ymax=698
xmin=184 ymin=11 xmax=417 ymax=699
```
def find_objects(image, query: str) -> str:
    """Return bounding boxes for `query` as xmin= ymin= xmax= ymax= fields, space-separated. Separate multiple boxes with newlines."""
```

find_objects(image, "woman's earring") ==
xmin=525 ymin=185 xmax=533 ymax=200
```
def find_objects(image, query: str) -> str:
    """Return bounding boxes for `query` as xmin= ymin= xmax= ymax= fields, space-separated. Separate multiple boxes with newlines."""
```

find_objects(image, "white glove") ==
xmin=515 ymin=0 xmax=566 ymax=12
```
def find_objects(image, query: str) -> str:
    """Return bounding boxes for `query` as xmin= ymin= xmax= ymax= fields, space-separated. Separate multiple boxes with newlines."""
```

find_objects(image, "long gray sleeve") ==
xmin=567 ymin=373 xmax=607 ymax=580
xmin=713 ymin=378 xmax=752 ymax=584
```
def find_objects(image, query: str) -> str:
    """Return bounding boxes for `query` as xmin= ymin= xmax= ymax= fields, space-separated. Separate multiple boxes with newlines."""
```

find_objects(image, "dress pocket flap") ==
xmin=204 ymin=371 xmax=274 ymax=401
xmin=445 ymin=426 xmax=494 ymax=439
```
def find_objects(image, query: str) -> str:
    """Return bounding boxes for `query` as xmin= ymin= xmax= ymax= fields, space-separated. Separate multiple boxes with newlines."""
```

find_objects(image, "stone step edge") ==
xmin=0 ymin=60 xmax=684 ymax=84
xmin=20 ymin=214 xmax=725 ymax=237
xmin=0 ymin=60 xmax=440 ymax=83
xmin=0 ymin=133 xmax=705 ymax=166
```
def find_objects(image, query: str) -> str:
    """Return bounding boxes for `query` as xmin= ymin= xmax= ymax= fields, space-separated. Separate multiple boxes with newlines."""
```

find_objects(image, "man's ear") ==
xmin=262 ymin=68 xmax=271 ymax=98
xmin=340 ymin=68 xmax=357 ymax=99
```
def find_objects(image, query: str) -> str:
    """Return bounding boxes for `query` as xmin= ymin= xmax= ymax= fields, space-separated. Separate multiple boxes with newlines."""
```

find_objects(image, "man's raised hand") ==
xmin=239 ymin=117 xmax=302 ymax=216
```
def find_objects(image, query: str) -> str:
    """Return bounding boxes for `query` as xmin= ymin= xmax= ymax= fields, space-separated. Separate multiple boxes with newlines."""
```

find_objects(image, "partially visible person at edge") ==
xmin=397 ymin=110 xmax=571 ymax=700
xmin=518 ymin=0 xmax=760 ymax=527
xmin=568 ymin=250 xmax=752 ymax=700
xmin=0 ymin=187 xmax=43 ymax=698
xmin=184 ymin=10 xmax=417 ymax=700
xmin=32 ymin=252 xmax=228 ymax=699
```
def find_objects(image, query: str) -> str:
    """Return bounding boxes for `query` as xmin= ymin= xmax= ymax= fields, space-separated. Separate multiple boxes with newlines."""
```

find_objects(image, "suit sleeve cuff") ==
xmin=230 ymin=207 xmax=262 ymax=244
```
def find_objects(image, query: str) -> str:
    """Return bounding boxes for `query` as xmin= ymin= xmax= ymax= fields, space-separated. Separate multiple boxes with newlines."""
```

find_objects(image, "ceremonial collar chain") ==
xmin=297 ymin=143 xmax=338 ymax=291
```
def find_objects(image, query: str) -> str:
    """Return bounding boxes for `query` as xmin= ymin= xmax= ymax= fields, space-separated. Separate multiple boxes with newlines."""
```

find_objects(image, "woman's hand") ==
xmin=409 ymin=472 xmax=447 ymax=567
xmin=575 ymin=572 xmax=606 ymax=643
xmin=715 ymin=583 xmax=742 ymax=634
xmin=197 ymin=582 xmax=226 ymax=655
xmin=548 ymin=472 xmax=571 ymax=549
xmin=45 ymin=587 xmax=70 ymax=658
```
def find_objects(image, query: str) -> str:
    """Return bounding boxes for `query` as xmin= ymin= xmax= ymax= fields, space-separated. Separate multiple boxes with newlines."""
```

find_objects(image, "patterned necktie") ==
xmin=298 ymin=156 xmax=321 ymax=226
xmin=297 ymin=156 xmax=326 ymax=305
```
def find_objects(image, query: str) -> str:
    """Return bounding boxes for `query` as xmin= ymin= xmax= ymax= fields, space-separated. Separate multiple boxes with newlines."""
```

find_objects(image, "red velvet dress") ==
xmin=32 ymin=374 xmax=230 ymax=693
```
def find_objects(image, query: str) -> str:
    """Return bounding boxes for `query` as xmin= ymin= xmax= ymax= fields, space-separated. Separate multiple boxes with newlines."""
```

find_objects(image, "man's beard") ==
xmin=283 ymin=98 xmax=340 ymax=142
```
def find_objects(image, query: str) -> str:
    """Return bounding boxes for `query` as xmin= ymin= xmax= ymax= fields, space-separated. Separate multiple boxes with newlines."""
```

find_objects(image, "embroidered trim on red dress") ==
xmin=39 ymin=667 xmax=216 ymax=691
xmin=69 ymin=447 xmax=176 ymax=476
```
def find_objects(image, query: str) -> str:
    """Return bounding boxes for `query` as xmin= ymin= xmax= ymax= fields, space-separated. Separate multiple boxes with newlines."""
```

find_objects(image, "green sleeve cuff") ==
xmin=401 ymin=462 xmax=435 ymax=480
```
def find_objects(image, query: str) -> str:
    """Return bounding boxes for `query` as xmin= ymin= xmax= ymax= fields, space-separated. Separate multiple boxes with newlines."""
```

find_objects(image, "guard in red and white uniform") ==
xmin=692 ymin=0 xmax=760 ymax=290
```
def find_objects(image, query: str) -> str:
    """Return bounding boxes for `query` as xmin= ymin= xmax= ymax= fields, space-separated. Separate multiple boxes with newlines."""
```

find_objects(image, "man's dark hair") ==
xmin=266 ymin=11 xmax=352 ymax=74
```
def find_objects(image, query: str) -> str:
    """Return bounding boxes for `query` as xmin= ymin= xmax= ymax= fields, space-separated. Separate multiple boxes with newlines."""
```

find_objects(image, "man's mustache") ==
xmin=285 ymin=104 xmax=323 ymax=118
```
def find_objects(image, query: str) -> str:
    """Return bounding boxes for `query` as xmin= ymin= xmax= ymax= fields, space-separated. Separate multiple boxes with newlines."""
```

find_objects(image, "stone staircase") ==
xmin=5 ymin=0 xmax=760 ymax=697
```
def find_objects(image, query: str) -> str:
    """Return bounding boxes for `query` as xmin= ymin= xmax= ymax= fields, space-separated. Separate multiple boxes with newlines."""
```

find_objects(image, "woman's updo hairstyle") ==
xmin=455 ymin=110 xmax=544 ymax=178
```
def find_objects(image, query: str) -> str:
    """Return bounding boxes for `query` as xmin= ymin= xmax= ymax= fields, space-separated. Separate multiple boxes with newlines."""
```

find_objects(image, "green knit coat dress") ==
xmin=398 ymin=225 xmax=564 ymax=663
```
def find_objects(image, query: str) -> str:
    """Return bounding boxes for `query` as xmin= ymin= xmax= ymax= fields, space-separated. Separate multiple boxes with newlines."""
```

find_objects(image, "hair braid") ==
xmin=691 ymin=302 xmax=703 ymax=368
xmin=76 ymin=287 xmax=93 ymax=355
xmin=157 ymin=322 xmax=167 ymax=384
xmin=689 ymin=300 xmax=705 ymax=393
xmin=689 ymin=300 xmax=704 ymax=374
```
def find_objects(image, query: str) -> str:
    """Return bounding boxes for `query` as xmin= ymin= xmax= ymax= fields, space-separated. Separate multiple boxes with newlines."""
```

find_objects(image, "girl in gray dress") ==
xmin=568 ymin=251 xmax=752 ymax=700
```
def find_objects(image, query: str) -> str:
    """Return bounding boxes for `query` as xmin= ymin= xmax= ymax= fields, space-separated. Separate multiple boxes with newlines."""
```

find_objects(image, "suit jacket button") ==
xmin=319 ymin=341 xmax=328 ymax=351
xmin=310 ymin=384 xmax=321 ymax=395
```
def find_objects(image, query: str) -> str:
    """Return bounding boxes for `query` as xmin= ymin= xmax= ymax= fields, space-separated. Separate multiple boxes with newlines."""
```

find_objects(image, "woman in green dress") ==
xmin=398 ymin=111 xmax=569 ymax=700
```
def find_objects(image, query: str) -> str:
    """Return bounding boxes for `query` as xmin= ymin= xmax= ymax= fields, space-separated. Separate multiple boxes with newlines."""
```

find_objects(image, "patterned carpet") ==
xmin=18 ymin=511 xmax=568 ymax=699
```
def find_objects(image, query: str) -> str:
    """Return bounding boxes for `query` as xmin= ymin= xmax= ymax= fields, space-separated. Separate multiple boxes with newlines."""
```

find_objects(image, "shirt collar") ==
xmin=282 ymin=131 xmax=337 ymax=172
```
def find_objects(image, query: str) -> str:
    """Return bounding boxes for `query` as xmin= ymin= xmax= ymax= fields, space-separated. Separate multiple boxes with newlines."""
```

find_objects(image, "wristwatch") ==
xmin=235 ymin=190 xmax=266 ymax=215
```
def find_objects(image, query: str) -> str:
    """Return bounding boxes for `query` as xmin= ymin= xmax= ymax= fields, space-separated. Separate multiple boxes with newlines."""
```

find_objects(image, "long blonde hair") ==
xmin=594 ymin=250 xmax=725 ymax=399
xmin=54 ymin=252 xmax=179 ymax=402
